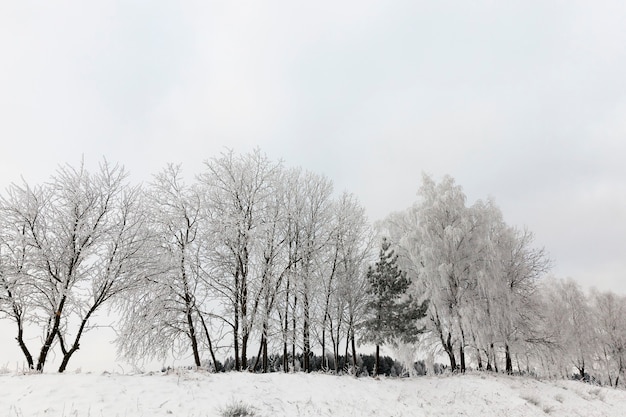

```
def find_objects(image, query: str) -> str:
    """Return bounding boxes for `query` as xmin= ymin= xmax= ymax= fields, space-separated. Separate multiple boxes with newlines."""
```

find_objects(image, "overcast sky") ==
xmin=1 ymin=0 xmax=625 ymax=302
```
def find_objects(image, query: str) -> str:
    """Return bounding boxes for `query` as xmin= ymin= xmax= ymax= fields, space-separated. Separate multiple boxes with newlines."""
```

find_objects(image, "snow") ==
xmin=1 ymin=370 xmax=625 ymax=417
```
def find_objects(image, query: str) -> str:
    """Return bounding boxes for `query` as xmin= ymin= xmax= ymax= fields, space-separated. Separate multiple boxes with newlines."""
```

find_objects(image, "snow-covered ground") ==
xmin=1 ymin=370 xmax=624 ymax=417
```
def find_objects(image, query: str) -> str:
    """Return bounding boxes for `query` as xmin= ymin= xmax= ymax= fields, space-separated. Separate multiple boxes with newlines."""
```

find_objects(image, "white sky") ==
xmin=1 ymin=0 xmax=625 ymax=301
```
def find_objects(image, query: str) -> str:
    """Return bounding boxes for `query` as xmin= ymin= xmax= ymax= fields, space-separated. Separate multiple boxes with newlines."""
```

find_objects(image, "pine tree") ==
xmin=362 ymin=238 xmax=428 ymax=376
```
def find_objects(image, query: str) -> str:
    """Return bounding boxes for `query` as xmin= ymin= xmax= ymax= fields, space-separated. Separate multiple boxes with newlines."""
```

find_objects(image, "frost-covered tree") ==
xmin=200 ymin=149 xmax=282 ymax=371
xmin=541 ymin=278 xmax=595 ymax=378
xmin=0 ymin=161 xmax=149 ymax=372
xmin=411 ymin=174 xmax=481 ymax=372
xmin=275 ymin=167 xmax=307 ymax=372
xmin=295 ymin=171 xmax=334 ymax=372
xmin=322 ymin=192 xmax=373 ymax=372
xmin=381 ymin=174 xmax=550 ymax=374
xmin=478 ymin=216 xmax=551 ymax=374
xmin=249 ymin=169 xmax=293 ymax=373
xmin=115 ymin=164 xmax=219 ymax=369
xmin=590 ymin=289 xmax=626 ymax=387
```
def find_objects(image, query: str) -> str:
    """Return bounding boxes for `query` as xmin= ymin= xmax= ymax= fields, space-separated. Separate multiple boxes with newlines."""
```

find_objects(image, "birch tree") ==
xmin=590 ymin=289 xmax=626 ymax=387
xmin=411 ymin=174 xmax=480 ymax=372
xmin=381 ymin=174 xmax=550 ymax=374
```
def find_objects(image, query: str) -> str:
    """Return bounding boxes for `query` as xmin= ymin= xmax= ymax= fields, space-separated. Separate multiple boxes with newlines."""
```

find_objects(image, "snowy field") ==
xmin=1 ymin=370 xmax=625 ymax=417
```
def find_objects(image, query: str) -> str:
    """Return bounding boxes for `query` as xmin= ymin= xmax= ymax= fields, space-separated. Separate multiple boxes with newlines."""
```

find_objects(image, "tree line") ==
xmin=0 ymin=150 xmax=624 ymax=387
xmin=381 ymin=174 xmax=626 ymax=386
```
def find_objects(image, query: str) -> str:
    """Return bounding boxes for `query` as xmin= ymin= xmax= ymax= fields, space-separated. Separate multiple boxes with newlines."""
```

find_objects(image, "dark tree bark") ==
xmin=283 ymin=276 xmax=290 ymax=373
xmin=350 ymin=327 xmax=357 ymax=371
xmin=240 ymin=250 xmax=249 ymax=371
xmin=37 ymin=295 xmax=67 ymax=371
xmin=233 ymin=299 xmax=240 ymax=371
xmin=459 ymin=345 xmax=466 ymax=373
xmin=4 ymin=286 xmax=34 ymax=369
xmin=444 ymin=332 xmax=457 ymax=371
xmin=198 ymin=311 xmax=218 ymax=371
xmin=262 ymin=335 xmax=268 ymax=373
xmin=186 ymin=309 xmax=201 ymax=367
xmin=459 ymin=325 xmax=466 ymax=373
xmin=253 ymin=334 xmax=264 ymax=372
xmin=16 ymin=321 xmax=34 ymax=370
xmin=291 ymin=294 xmax=297 ymax=371
xmin=505 ymin=343 xmax=513 ymax=375
xmin=57 ymin=303 xmax=98 ymax=373
xmin=375 ymin=344 xmax=380 ymax=376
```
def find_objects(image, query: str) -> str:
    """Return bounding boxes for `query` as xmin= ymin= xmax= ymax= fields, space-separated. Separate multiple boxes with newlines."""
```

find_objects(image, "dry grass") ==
xmin=219 ymin=400 xmax=256 ymax=417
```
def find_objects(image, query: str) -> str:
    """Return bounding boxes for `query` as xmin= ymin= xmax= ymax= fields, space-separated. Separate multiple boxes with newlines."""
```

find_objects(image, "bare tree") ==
xmin=116 ymin=164 xmax=218 ymax=369
xmin=200 ymin=149 xmax=281 ymax=371
xmin=0 ymin=200 xmax=38 ymax=369
xmin=0 ymin=161 xmax=149 ymax=372
xmin=296 ymin=171 xmax=334 ymax=372
xmin=328 ymin=192 xmax=373 ymax=372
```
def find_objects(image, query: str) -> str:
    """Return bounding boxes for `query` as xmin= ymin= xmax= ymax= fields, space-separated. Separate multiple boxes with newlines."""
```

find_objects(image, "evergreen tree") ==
xmin=362 ymin=238 xmax=428 ymax=376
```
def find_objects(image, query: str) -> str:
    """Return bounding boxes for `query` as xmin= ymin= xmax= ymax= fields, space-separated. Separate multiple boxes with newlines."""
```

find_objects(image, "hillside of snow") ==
xmin=1 ymin=370 xmax=625 ymax=417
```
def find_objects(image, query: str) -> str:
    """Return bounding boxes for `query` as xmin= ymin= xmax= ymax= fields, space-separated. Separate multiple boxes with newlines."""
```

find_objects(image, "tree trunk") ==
xmin=242 ymin=332 xmax=249 ymax=371
xmin=58 ymin=346 xmax=78 ymax=373
xmin=58 ymin=305 xmax=98 ymax=373
xmin=283 ymin=341 xmax=289 ymax=373
xmin=292 ymin=294 xmax=298 ymax=371
xmin=321 ymin=327 xmax=327 ymax=370
xmin=198 ymin=311 xmax=218 ymax=371
xmin=614 ymin=358 xmax=621 ymax=388
xmin=240 ymin=265 xmax=248 ymax=371
xmin=16 ymin=318 xmax=34 ymax=369
xmin=234 ymin=268 xmax=241 ymax=371
xmin=330 ymin=323 xmax=338 ymax=373
xmin=233 ymin=307 xmax=240 ymax=371
xmin=187 ymin=309 xmax=201 ymax=367
xmin=375 ymin=344 xmax=380 ymax=377
xmin=459 ymin=345 xmax=466 ymax=373
xmin=344 ymin=335 xmax=349 ymax=371
xmin=491 ymin=343 xmax=498 ymax=373
xmin=303 ymin=293 xmax=310 ymax=373
xmin=262 ymin=336 xmax=268 ymax=373
xmin=253 ymin=334 xmax=264 ymax=372
xmin=321 ymin=250 xmax=338 ymax=371
xmin=37 ymin=296 xmax=67 ymax=371
xmin=505 ymin=343 xmax=513 ymax=375
xmin=459 ymin=325 xmax=466 ymax=373
xmin=283 ymin=277 xmax=290 ymax=373
xmin=253 ymin=323 xmax=269 ymax=373
xmin=350 ymin=331 xmax=357 ymax=371
xmin=445 ymin=332 xmax=457 ymax=371
xmin=37 ymin=326 xmax=57 ymax=371
xmin=7 ymin=289 xmax=34 ymax=369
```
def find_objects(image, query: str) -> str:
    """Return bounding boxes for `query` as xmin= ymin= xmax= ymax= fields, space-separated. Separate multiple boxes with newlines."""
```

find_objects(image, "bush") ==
xmin=211 ymin=352 xmax=439 ymax=377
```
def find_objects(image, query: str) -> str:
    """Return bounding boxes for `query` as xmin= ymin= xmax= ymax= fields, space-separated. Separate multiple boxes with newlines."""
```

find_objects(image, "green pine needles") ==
xmin=362 ymin=238 xmax=428 ymax=375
